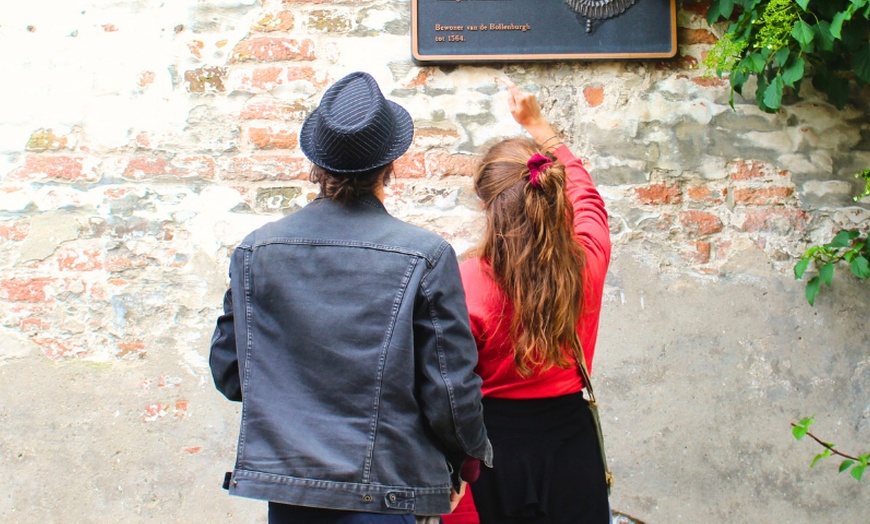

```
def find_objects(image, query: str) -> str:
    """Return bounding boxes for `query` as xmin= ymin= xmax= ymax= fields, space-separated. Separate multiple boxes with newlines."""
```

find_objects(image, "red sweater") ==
xmin=459 ymin=145 xmax=611 ymax=399
xmin=443 ymin=146 xmax=610 ymax=524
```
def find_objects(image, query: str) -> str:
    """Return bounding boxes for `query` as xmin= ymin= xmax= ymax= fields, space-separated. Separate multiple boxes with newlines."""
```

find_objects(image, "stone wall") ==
xmin=1 ymin=0 xmax=868 ymax=522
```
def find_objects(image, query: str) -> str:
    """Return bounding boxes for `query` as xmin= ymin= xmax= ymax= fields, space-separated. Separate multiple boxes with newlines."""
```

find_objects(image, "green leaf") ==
xmin=806 ymin=276 xmax=821 ymax=306
xmin=840 ymin=459 xmax=855 ymax=472
xmin=819 ymin=262 xmax=835 ymax=286
xmin=814 ymin=21 xmax=835 ymax=52
xmin=792 ymin=20 xmax=816 ymax=48
xmin=707 ymin=0 xmax=735 ymax=24
xmin=731 ymin=67 xmax=750 ymax=95
xmin=796 ymin=0 xmax=811 ymax=9
xmin=781 ymin=57 xmax=806 ymax=88
xmin=774 ymin=48 xmax=790 ymax=68
xmin=830 ymin=11 xmax=851 ymax=39
xmin=811 ymin=448 xmax=832 ymax=467
xmin=763 ymin=75 xmax=785 ymax=110
xmin=792 ymin=425 xmax=808 ymax=440
xmin=816 ymin=74 xmax=850 ymax=109
xmin=853 ymin=44 xmax=870 ymax=83
xmin=850 ymin=256 xmax=870 ymax=279
xmin=747 ymin=53 xmax=766 ymax=74
xmin=851 ymin=464 xmax=865 ymax=481
xmin=798 ymin=416 xmax=815 ymax=427
xmin=794 ymin=257 xmax=811 ymax=279
xmin=827 ymin=229 xmax=860 ymax=248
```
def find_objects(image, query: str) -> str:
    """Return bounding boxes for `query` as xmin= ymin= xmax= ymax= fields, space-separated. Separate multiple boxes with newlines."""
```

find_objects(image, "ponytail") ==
xmin=473 ymin=138 xmax=586 ymax=376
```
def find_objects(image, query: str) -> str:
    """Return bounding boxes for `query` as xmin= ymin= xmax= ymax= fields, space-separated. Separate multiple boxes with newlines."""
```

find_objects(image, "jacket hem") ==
xmin=228 ymin=469 xmax=452 ymax=515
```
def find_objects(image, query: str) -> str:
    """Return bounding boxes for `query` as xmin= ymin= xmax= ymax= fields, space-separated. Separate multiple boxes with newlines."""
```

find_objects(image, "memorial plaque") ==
xmin=412 ymin=0 xmax=677 ymax=63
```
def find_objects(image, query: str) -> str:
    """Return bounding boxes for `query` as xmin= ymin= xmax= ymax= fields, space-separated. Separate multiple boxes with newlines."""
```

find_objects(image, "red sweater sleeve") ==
xmin=553 ymin=144 xmax=611 ymax=272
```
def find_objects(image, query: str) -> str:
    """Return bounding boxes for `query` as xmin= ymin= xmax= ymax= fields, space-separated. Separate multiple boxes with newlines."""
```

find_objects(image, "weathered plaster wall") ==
xmin=0 ymin=0 xmax=867 ymax=522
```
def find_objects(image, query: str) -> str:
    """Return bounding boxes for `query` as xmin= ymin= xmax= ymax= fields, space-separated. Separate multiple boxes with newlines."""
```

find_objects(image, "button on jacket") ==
xmin=210 ymin=194 xmax=493 ymax=516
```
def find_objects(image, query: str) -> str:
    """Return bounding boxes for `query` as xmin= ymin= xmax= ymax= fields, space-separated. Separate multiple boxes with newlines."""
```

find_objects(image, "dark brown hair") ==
xmin=309 ymin=163 xmax=393 ymax=204
xmin=474 ymin=138 xmax=587 ymax=376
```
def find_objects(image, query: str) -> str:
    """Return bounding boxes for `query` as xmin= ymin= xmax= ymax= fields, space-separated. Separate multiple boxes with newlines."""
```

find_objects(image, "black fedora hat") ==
xmin=300 ymin=72 xmax=414 ymax=174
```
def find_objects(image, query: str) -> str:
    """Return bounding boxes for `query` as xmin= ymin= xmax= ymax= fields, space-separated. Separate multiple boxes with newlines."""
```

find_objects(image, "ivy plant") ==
xmin=705 ymin=0 xmax=870 ymax=305
xmin=704 ymin=0 xmax=870 ymax=112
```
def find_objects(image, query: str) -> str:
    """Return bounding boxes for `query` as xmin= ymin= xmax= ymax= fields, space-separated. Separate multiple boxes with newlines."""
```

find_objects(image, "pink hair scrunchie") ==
xmin=527 ymin=153 xmax=552 ymax=188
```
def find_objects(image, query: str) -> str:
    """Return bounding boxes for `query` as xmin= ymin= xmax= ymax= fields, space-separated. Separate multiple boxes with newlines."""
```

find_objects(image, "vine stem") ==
xmin=790 ymin=423 xmax=862 ymax=461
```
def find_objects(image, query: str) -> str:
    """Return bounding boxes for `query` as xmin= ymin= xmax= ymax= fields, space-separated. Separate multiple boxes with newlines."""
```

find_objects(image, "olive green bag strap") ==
xmin=577 ymin=356 xmax=614 ymax=494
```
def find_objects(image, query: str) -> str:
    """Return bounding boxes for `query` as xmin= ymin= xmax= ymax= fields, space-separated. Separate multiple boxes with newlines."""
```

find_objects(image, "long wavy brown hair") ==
xmin=473 ymin=138 xmax=587 ymax=376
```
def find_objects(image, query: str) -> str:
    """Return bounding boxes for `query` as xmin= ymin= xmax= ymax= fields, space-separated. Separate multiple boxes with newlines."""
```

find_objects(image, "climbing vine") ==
xmin=703 ymin=0 xmax=869 ymax=481
xmin=704 ymin=0 xmax=870 ymax=305
xmin=704 ymin=0 xmax=870 ymax=112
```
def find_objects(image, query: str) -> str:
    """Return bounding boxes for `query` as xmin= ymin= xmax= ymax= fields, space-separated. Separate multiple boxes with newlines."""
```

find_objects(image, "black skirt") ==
xmin=471 ymin=392 xmax=610 ymax=524
xmin=267 ymin=503 xmax=417 ymax=524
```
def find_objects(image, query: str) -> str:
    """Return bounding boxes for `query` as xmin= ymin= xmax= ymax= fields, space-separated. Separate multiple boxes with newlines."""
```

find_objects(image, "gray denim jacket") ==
xmin=210 ymin=194 xmax=492 ymax=515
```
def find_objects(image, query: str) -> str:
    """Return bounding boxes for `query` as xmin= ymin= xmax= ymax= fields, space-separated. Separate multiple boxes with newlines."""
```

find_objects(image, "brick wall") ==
xmin=1 ymin=0 xmax=868 ymax=521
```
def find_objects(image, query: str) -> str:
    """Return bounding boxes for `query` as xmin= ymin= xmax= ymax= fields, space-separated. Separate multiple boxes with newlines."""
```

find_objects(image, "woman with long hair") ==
xmin=447 ymin=78 xmax=612 ymax=524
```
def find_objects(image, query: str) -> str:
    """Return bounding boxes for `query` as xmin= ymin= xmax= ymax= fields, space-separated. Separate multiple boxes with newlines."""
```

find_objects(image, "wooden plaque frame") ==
xmin=411 ymin=0 xmax=677 ymax=63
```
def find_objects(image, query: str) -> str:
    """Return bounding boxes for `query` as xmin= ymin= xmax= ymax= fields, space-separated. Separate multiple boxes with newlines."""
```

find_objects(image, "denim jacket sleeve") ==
xmin=414 ymin=242 xmax=493 ymax=484
xmin=210 ymin=281 xmax=242 ymax=402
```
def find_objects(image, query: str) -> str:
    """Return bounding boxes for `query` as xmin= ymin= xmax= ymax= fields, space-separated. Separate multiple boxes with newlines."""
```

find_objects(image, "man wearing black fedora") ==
xmin=210 ymin=71 xmax=492 ymax=523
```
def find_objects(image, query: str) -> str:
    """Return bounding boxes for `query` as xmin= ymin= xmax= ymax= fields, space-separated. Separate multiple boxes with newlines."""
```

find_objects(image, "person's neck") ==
xmin=373 ymin=183 xmax=385 ymax=203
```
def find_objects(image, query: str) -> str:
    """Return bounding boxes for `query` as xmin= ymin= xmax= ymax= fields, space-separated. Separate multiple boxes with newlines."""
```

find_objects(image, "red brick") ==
xmin=405 ymin=69 xmax=433 ymax=88
xmin=681 ymin=1 xmax=711 ymax=17
xmin=692 ymin=240 xmax=712 ymax=264
xmin=123 ymin=155 xmax=215 ymax=180
xmin=117 ymin=340 xmax=146 ymax=358
xmin=241 ymin=66 xmax=285 ymax=91
xmin=252 ymin=11 xmax=295 ymax=32
xmin=105 ymin=253 xmax=149 ymax=272
xmin=692 ymin=76 xmax=727 ymax=88
xmin=679 ymin=28 xmax=718 ymax=45
xmin=32 ymin=338 xmax=82 ymax=360
xmin=0 ymin=220 xmax=30 ymax=241
xmin=56 ymin=248 xmax=103 ymax=271
xmin=685 ymin=184 xmax=723 ymax=203
xmin=426 ymin=152 xmax=475 ymax=178
xmin=248 ymin=127 xmax=299 ymax=150
xmin=184 ymin=66 xmax=227 ymax=93
xmin=1 ymin=278 xmax=55 ymax=302
xmin=221 ymin=155 xmax=308 ymax=181
xmin=636 ymin=183 xmax=682 ymax=205
xmin=394 ymin=152 xmax=426 ymax=178
xmin=137 ymin=71 xmax=156 ymax=87
xmin=679 ymin=210 xmax=723 ymax=236
xmin=730 ymin=160 xmax=787 ymax=181
xmin=583 ymin=86 xmax=604 ymax=107
xmin=733 ymin=187 xmax=794 ymax=206
xmin=230 ymin=37 xmax=315 ymax=63
xmin=738 ymin=209 xmax=809 ymax=233
xmin=13 ymin=155 xmax=94 ymax=182
xmin=286 ymin=66 xmax=328 ymax=85
xmin=142 ymin=403 xmax=168 ymax=422
xmin=174 ymin=155 xmax=216 ymax=179
xmin=188 ymin=40 xmax=204 ymax=58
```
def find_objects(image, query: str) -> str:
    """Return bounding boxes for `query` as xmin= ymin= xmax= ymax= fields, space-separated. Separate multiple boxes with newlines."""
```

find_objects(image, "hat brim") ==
xmin=299 ymin=100 xmax=414 ymax=175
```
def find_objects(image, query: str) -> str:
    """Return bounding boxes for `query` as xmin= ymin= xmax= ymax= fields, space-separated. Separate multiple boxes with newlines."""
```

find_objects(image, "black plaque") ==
xmin=412 ymin=0 xmax=677 ymax=63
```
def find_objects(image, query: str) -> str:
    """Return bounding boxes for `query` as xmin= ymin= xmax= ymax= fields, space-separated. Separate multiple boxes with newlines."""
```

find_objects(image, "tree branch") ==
xmin=790 ymin=423 xmax=862 ymax=462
